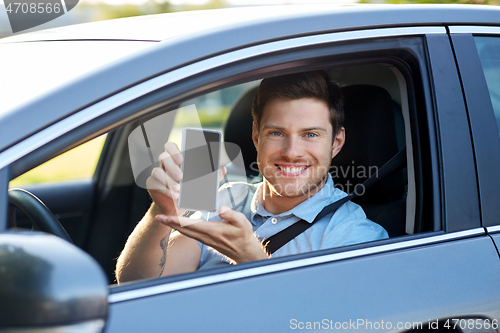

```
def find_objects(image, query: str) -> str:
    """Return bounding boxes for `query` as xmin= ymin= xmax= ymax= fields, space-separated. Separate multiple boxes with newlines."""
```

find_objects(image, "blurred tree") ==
xmin=172 ymin=0 xmax=226 ymax=11
xmin=82 ymin=0 xmax=171 ymax=20
xmin=201 ymin=0 xmax=226 ymax=9
xmin=78 ymin=0 xmax=226 ymax=21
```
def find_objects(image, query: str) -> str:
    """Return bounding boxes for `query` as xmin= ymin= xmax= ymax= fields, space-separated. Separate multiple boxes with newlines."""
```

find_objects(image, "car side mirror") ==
xmin=0 ymin=231 xmax=108 ymax=332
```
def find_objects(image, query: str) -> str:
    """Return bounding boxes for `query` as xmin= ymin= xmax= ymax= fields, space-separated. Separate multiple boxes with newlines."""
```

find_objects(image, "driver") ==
xmin=116 ymin=70 xmax=388 ymax=283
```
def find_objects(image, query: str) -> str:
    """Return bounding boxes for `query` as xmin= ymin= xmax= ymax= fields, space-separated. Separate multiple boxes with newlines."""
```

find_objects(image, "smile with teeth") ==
xmin=276 ymin=165 xmax=309 ymax=176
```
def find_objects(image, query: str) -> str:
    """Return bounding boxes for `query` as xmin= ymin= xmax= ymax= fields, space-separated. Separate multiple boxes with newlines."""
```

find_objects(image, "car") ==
xmin=1 ymin=4 xmax=500 ymax=332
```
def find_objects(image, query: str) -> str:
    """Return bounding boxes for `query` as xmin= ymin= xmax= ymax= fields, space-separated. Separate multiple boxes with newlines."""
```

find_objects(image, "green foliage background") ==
xmin=77 ymin=0 xmax=226 ymax=22
xmin=73 ymin=0 xmax=499 ymax=27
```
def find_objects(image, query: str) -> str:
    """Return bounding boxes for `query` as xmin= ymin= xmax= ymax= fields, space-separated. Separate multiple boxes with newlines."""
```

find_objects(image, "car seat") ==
xmin=335 ymin=85 xmax=407 ymax=237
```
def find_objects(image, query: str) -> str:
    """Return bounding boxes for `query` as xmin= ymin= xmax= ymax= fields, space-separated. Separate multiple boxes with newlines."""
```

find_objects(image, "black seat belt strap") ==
xmin=263 ymin=147 xmax=407 ymax=255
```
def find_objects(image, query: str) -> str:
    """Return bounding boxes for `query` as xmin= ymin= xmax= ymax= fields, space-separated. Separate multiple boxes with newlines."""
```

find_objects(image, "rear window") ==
xmin=474 ymin=36 xmax=500 ymax=136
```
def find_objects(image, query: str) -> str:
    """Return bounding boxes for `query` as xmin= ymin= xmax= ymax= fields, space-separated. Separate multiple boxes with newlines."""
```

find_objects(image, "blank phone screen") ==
xmin=179 ymin=129 xmax=221 ymax=212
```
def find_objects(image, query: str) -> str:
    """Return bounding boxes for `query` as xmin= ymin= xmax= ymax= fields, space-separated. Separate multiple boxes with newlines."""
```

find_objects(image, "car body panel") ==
xmin=3 ymin=5 xmax=500 ymax=44
xmin=489 ymin=232 xmax=500 ymax=257
xmin=106 ymin=235 xmax=500 ymax=332
xmin=0 ymin=41 xmax=156 ymax=117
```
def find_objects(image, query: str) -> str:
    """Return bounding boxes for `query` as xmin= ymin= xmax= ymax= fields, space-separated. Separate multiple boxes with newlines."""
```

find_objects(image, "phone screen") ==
xmin=179 ymin=128 xmax=221 ymax=212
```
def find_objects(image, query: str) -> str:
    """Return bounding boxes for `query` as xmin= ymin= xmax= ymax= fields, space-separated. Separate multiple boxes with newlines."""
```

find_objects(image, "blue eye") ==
xmin=306 ymin=133 xmax=318 ymax=138
xmin=270 ymin=131 xmax=283 ymax=136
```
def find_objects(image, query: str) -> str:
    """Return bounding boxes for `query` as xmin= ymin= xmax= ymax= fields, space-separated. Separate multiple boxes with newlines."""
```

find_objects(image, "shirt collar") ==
xmin=250 ymin=183 xmax=263 ymax=225
xmin=249 ymin=174 xmax=340 ymax=224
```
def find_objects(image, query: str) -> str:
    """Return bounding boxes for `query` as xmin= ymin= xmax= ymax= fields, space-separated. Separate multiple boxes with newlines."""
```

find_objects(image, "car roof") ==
xmin=1 ymin=4 xmax=500 ymax=154
xmin=2 ymin=4 xmax=500 ymax=43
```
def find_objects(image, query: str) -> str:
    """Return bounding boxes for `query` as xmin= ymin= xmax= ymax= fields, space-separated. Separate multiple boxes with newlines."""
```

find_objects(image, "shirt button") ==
xmin=271 ymin=217 xmax=277 ymax=224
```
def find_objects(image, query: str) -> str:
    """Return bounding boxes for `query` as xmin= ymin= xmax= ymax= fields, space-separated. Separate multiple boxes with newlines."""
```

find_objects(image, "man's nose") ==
xmin=281 ymin=136 xmax=303 ymax=158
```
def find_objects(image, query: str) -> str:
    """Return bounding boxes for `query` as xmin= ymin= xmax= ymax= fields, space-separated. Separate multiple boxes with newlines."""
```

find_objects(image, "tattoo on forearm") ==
xmin=158 ymin=235 xmax=168 ymax=277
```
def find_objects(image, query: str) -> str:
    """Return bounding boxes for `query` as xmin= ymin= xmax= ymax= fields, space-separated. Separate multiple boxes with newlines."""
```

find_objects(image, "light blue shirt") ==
xmin=194 ymin=174 xmax=388 ymax=270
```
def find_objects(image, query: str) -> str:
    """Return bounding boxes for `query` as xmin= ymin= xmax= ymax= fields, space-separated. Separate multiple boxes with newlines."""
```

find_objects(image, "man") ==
xmin=116 ymin=71 xmax=388 ymax=283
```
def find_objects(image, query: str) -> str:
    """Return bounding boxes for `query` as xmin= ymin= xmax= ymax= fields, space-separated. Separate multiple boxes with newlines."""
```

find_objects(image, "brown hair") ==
xmin=252 ymin=70 xmax=344 ymax=137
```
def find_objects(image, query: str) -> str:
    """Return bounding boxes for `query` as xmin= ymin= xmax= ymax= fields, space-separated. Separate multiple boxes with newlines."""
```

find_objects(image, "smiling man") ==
xmin=116 ymin=71 xmax=388 ymax=283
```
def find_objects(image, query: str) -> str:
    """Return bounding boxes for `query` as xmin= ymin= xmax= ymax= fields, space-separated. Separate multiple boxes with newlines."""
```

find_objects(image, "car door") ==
xmin=102 ymin=27 xmax=500 ymax=332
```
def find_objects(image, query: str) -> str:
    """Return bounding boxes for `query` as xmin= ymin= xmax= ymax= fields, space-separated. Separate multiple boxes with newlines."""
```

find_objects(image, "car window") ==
xmin=131 ymin=63 xmax=414 ymax=235
xmin=9 ymin=134 xmax=107 ymax=187
xmin=474 ymin=36 xmax=500 ymax=136
xmin=117 ymin=62 xmax=420 ymax=285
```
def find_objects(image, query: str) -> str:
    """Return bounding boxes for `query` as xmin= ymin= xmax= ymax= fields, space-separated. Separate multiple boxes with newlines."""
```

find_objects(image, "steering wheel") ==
xmin=8 ymin=188 xmax=73 ymax=243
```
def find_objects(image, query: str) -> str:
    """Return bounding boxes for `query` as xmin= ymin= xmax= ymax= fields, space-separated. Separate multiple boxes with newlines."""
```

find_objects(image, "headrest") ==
xmin=333 ymin=85 xmax=405 ymax=202
xmin=224 ymin=86 xmax=259 ymax=177
xmin=223 ymin=84 xmax=405 ymax=202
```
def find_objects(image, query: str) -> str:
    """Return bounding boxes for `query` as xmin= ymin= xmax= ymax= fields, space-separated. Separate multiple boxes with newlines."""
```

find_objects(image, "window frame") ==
xmin=107 ymin=34 xmax=454 ymax=294
xmin=424 ymin=32 xmax=481 ymax=233
xmin=449 ymin=27 xmax=500 ymax=229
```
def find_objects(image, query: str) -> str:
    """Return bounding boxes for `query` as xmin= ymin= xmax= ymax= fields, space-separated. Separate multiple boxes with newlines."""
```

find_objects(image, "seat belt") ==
xmin=263 ymin=148 xmax=407 ymax=255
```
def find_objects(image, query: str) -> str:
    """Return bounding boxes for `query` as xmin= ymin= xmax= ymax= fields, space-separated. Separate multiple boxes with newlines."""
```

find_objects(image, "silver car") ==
xmin=1 ymin=4 xmax=500 ymax=332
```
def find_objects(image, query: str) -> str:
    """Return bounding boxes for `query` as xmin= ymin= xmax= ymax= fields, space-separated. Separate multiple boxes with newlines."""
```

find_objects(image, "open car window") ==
xmin=130 ymin=63 xmax=415 ymax=236
xmin=113 ymin=60 xmax=426 ymax=284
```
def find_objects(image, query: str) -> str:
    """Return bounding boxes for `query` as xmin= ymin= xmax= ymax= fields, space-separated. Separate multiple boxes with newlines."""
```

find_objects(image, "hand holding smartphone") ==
xmin=178 ymin=128 xmax=222 ymax=213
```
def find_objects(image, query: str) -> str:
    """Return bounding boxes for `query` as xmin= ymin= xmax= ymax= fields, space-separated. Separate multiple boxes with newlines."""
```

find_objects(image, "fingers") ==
xmin=159 ymin=142 xmax=183 ymax=179
xmin=152 ymin=166 xmax=178 ymax=189
xmin=147 ymin=142 xmax=182 ymax=192
xmin=158 ymin=151 xmax=183 ymax=182
xmin=146 ymin=142 xmax=183 ymax=199
xmin=219 ymin=166 xmax=227 ymax=182
xmin=146 ymin=173 xmax=178 ymax=199
xmin=157 ymin=213 xmax=266 ymax=264
xmin=164 ymin=142 xmax=183 ymax=165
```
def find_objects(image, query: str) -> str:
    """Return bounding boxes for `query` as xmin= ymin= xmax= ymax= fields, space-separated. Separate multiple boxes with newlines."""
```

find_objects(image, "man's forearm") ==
xmin=116 ymin=203 xmax=172 ymax=283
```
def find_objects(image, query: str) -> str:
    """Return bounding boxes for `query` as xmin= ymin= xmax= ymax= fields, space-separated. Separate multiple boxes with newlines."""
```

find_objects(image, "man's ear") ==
xmin=252 ymin=122 xmax=259 ymax=149
xmin=331 ymin=127 xmax=345 ymax=159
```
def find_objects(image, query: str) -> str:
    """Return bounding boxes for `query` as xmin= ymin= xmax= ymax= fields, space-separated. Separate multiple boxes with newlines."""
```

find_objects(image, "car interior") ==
xmin=8 ymin=61 xmax=430 ymax=285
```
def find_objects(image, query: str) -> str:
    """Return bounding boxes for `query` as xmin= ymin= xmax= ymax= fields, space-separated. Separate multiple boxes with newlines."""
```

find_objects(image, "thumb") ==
xmin=218 ymin=205 xmax=239 ymax=224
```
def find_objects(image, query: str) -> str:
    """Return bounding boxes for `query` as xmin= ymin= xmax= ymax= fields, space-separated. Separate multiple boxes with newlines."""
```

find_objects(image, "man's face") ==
xmin=252 ymin=97 xmax=345 ymax=199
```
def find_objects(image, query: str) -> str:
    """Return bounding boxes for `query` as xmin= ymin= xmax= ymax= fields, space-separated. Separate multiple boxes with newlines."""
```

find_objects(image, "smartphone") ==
xmin=178 ymin=128 xmax=222 ymax=212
